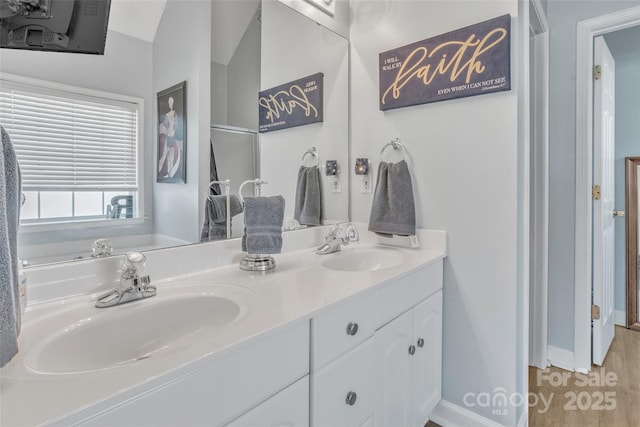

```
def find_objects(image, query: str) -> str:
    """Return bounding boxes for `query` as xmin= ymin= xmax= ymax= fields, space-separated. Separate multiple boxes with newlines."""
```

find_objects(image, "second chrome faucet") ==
xmin=315 ymin=223 xmax=359 ymax=255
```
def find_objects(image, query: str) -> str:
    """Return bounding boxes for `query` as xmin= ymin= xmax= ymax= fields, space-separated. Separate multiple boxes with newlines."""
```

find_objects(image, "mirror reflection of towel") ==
xmin=294 ymin=165 xmax=322 ymax=226
xmin=200 ymin=195 xmax=243 ymax=241
xmin=368 ymin=160 xmax=416 ymax=237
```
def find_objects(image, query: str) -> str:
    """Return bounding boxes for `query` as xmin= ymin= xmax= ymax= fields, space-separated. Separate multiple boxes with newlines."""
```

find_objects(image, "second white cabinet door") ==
xmin=226 ymin=376 xmax=309 ymax=427
xmin=373 ymin=310 xmax=413 ymax=427
xmin=312 ymin=338 xmax=375 ymax=427
xmin=412 ymin=291 xmax=443 ymax=426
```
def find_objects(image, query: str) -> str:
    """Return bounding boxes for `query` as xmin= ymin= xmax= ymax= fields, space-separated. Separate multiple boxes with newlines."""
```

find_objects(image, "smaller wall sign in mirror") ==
xmin=157 ymin=81 xmax=187 ymax=183
xmin=379 ymin=14 xmax=511 ymax=111
xmin=259 ymin=72 xmax=324 ymax=133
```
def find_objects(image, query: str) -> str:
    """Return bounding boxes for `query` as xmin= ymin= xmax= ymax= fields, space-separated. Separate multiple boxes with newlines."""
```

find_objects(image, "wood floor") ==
xmin=529 ymin=326 xmax=640 ymax=427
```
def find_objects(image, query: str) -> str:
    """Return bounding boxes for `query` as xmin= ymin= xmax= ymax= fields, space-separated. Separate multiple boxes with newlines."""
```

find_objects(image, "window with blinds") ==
xmin=0 ymin=79 xmax=141 ymax=224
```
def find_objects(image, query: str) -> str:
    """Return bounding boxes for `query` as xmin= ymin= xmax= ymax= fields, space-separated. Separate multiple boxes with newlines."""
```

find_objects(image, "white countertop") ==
xmin=0 ymin=226 xmax=446 ymax=426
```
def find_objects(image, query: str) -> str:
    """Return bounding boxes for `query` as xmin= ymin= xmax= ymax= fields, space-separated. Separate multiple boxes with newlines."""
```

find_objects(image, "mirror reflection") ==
xmin=0 ymin=0 xmax=350 ymax=267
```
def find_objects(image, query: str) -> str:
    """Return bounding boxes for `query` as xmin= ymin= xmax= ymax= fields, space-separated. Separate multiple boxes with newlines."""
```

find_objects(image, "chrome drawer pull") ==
xmin=346 ymin=322 xmax=359 ymax=336
xmin=417 ymin=338 xmax=425 ymax=348
xmin=408 ymin=345 xmax=416 ymax=355
xmin=345 ymin=391 xmax=357 ymax=406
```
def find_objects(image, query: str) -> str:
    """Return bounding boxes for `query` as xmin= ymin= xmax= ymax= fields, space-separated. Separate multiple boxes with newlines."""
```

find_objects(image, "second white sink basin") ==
xmin=320 ymin=246 xmax=404 ymax=272
xmin=24 ymin=283 xmax=255 ymax=375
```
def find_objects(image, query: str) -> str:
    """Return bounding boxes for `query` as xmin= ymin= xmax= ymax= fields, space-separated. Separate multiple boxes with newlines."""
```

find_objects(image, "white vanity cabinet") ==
xmin=310 ymin=260 xmax=443 ymax=427
xmin=374 ymin=290 xmax=443 ymax=427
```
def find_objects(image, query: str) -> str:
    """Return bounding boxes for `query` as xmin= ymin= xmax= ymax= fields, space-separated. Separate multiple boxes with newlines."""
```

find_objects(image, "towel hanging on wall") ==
xmin=368 ymin=159 xmax=416 ymax=237
xmin=0 ymin=126 xmax=22 ymax=367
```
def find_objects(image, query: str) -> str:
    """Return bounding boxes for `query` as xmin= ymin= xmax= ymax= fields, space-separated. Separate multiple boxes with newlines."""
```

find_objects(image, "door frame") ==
xmin=574 ymin=6 xmax=640 ymax=373
xmin=626 ymin=157 xmax=640 ymax=331
xmin=529 ymin=0 xmax=549 ymax=370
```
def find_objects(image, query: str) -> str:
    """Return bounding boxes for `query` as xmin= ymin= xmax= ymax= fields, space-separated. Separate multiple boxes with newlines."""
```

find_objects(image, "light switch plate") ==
xmin=361 ymin=175 xmax=371 ymax=193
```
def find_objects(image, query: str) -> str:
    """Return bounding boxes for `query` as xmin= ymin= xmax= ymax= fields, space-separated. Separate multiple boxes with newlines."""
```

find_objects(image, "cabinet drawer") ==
xmin=375 ymin=260 xmax=442 ymax=329
xmin=311 ymin=338 xmax=374 ymax=427
xmin=311 ymin=291 xmax=375 ymax=369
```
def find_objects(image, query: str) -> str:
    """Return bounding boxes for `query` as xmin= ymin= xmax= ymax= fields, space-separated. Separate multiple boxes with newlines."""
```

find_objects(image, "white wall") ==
xmin=152 ymin=0 xmax=211 ymax=243
xmin=227 ymin=10 xmax=261 ymax=130
xmin=0 ymin=30 xmax=154 ymax=247
xmin=261 ymin=0 xmax=349 ymax=223
xmin=547 ymin=0 xmax=640 ymax=352
xmin=349 ymin=1 xmax=524 ymax=424
xmin=604 ymin=26 xmax=640 ymax=320
xmin=211 ymin=61 xmax=228 ymax=125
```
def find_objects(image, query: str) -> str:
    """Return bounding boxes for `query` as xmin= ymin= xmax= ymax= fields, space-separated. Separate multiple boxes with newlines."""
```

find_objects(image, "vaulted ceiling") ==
xmin=106 ymin=0 xmax=259 ymax=67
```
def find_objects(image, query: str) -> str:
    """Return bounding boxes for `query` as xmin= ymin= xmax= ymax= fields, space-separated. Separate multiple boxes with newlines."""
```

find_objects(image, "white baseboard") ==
xmin=615 ymin=310 xmax=626 ymax=327
xmin=430 ymin=400 xmax=507 ymax=427
xmin=548 ymin=346 xmax=575 ymax=371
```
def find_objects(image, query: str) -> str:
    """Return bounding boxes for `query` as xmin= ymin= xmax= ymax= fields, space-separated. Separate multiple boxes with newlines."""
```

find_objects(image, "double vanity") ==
xmin=1 ymin=224 xmax=446 ymax=427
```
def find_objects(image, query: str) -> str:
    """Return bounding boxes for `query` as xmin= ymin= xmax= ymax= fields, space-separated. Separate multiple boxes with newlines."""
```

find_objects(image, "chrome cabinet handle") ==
xmin=417 ymin=338 xmax=425 ymax=348
xmin=346 ymin=322 xmax=359 ymax=336
xmin=409 ymin=345 xmax=416 ymax=355
xmin=345 ymin=391 xmax=357 ymax=406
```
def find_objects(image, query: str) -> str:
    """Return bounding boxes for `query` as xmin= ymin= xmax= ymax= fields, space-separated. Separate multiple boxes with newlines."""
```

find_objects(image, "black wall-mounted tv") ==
xmin=0 ymin=0 xmax=111 ymax=55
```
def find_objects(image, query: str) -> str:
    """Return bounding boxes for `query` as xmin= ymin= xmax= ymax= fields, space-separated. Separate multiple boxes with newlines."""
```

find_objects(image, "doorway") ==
xmin=528 ymin=0 xmax=549 ymax=370
xmin=574 ymin=6 xmax=640 ymax=372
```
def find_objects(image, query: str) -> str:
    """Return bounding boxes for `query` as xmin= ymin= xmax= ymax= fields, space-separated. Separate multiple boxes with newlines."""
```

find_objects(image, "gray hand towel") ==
xmin=1 ymin=126 xmax=21 ymax=367
xmin=242 ymin=196 xmax=285 ymax=254
xmin=368 ymin=160 xmax=416 ymax=237
xmin=200 ymin=194 xmax=243 ymax=241
xmin=294 ymin=165 xmax=322 ymax=226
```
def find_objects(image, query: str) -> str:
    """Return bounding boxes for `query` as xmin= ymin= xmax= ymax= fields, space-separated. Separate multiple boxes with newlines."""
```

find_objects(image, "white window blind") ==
xmin=0 ymin=81 xmax=139 ymax=192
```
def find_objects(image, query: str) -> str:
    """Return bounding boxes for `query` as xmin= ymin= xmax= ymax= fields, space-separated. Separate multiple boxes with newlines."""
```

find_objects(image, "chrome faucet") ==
xmin=95 ymin=251 xmax=156 ymax=308
xmin=316 ymin=223 xmax=359 ymax=255
xmin=91 ymin=238 xmax=113 ymax=258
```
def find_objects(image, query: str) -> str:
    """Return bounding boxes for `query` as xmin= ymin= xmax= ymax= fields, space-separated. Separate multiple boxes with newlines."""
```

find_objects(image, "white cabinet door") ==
xmin=226 ymin=376 xmax=309 ymax=427
xmin=374 ymin=310 xmax=413 ymax=427
xmin=312 ymin=338 xmax=375 ymax=427
xmin=412 ymin=291 xmax=442 ymax=426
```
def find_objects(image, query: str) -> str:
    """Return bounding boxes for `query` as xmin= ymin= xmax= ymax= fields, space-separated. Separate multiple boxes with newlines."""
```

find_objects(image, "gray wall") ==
xmin=152 ymin=0 xmax=211 ymax=243
xmin=547 ymin=0 xmax=640 ymax=352
xmin=349 ymin=1 xmax=525 ymax=424
xmin=0 ymin=30 xmax=154 ymax=246
xmin=604 ymin=27 xmax=640 ymax=319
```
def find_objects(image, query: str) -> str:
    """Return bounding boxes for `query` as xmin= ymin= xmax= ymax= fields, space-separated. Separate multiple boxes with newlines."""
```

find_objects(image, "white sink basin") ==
xmin=24 ymin=283 xmax=255 ymax=374
xmin=320 ymin=247 xmax=404 ymax=272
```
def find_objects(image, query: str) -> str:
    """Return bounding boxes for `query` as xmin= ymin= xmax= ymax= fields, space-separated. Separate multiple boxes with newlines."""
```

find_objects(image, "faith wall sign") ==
xmin=379 ymin=15 xmax=511 ymax=111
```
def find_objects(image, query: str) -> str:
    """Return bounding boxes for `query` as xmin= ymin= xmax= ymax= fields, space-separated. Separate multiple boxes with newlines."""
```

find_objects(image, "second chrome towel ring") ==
xmin=379 ymin=138 xmax=408 ymax=162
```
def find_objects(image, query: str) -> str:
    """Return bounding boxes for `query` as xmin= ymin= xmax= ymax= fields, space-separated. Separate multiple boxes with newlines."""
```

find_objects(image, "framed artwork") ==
xmin=157 ymin=81 xmax=186 ymax=183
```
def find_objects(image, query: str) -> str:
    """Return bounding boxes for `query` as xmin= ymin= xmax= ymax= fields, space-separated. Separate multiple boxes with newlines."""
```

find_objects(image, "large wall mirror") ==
xmin=626 ymin=157 xmax=640 ymax=331
xmin=0 ymin=0 xmax=349 ymax=267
